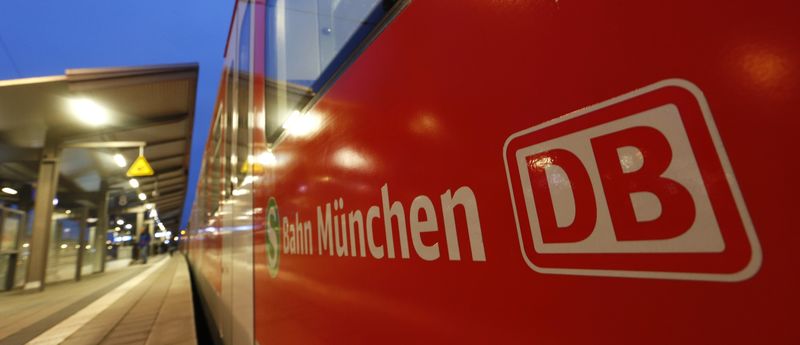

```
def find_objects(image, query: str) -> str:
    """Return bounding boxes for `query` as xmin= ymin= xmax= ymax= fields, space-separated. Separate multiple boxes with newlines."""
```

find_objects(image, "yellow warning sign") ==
xmin=126 ymin=155 xmax=154 ymax=177
xmin=241 ymin=162 xmax=264 ymax=175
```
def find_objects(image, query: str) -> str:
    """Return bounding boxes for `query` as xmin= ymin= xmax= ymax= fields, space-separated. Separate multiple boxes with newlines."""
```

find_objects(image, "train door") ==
xmin=219 ymin=90 xmax=234 ymax=345
xmin=220 ymin=40 xmax=235 ymax=345
xmin=203 ymin=110 xmax=225 ymax=339
xmin=222 ymin=1 xmax=256 ymax=345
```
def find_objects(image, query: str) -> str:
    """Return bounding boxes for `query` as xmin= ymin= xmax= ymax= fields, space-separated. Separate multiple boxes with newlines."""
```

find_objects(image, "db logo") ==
xmin=503 ymin=79 xmax=761 ymax=281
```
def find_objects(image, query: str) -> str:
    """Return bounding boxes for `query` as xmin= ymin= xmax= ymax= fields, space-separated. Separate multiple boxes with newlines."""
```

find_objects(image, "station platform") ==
xmin=0 ymin=255 xmax=196 ymax=345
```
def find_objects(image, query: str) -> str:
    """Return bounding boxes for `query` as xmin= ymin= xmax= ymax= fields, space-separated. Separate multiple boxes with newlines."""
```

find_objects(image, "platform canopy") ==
xmin=0 ymin=63 xmax=198 ymax=231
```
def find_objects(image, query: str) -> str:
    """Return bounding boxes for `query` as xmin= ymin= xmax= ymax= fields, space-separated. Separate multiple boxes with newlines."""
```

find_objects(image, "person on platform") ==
xmin=139 ymin=229 xmax=152 ymax=264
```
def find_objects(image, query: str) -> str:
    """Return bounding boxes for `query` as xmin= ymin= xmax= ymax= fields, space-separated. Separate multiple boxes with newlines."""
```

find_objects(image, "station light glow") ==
xmin=258 ymin=150 xmax=277 ymax=167
xmin=113 ymin=235 xmax=132 ymax=243
xmin=149 ymin=209 xmax=158 ymax=218
xmin=129 ymin=178 xmax=140 ymax=188
xmin=138 ymin=193 xmax=147 ymax=201
xmin=65 ymin=210 xmax=72 ymax=215
xmin=113 ymin=154 xmax=127 ymax=168
xmin=1 ymin=187 xmax=18 ymax=195
xmin=116 ymin=219 xmax=124 ymax=225
xmin=68 ymin=98 xmax=110 ymax=126
xmin=282 ymin=110 xmax=320 ymax=137
xmin=53 ymin=198 xmax=59 ymax=206
xmin=124 ymin=223 xmax=133 ymax=230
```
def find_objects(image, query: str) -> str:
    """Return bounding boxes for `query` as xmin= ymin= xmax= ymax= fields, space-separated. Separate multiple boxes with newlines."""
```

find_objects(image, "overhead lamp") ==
xmin=68 ymin=98 xmax=110 ymax=126
xmin=87 ymin=217 xmax=98 ymax=223
xmin=138 ymin=193 xmax=147 ymax=201
xmin=124 ymin=223 xmax=133 ymax=230
xmin=129 ymin=178 xmax=139 ymax=188
xmin=65 ymin=210 xmax=72 ymax=215
xmin=145 ymin=203 xmax=153 ymax=210
xmin=1 ymin=187 xmax=18 ymax=195
xmin=116 ymin=219 xmax=124 ymax=225
xmin=53 ymin=198 xmax=59 ymax=206
xmin=113 ymin=154 xmax=127 ymax=168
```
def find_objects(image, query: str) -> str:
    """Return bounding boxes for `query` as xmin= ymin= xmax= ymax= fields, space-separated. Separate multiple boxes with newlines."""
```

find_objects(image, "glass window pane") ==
xmin=47 ymin=216 xmax=80 ymax=283
xmin=236 ymin=4 xmax=252 ymax=184
xmin=0 ymin=255 xmax=7 ymax=291
xmin=1 ymin=213 xmax=21 ymax=251
xmin=263 ymin=0 xmax=400 ymax=142
xmin=207 ymin=113 xmax=224 ymax=220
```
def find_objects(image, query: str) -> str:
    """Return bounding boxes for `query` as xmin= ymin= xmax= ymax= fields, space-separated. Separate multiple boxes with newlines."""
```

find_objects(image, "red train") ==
xmin=187 ymin=0 xmax=800 ymax=343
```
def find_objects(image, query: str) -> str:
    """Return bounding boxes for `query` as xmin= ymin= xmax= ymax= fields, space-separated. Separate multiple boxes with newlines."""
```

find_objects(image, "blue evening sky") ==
xmin=0 ymin=0 xmax=233 ymax=228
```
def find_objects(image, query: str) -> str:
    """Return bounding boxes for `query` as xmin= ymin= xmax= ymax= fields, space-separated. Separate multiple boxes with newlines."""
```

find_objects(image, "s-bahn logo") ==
xmin=503 ymin=79 xmax=761 ymax=282
xmin=266 ymin=197 xmax=280 ymax=278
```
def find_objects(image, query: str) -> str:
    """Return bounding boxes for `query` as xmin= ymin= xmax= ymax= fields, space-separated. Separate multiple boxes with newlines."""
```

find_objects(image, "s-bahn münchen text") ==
xmin=277 ymin=183 xmax=486 ymax=262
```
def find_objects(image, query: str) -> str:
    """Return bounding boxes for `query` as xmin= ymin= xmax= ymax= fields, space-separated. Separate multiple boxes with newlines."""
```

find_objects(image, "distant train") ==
xmin=187 ymin=0 xmax=799 ymax=344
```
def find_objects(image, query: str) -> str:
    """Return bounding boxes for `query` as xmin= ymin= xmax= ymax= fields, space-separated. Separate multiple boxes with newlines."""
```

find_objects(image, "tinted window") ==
xmin=235 ymin=4 xmax=251 ymax=185
xmin=263 ymin=0 xmax=401 ymax=143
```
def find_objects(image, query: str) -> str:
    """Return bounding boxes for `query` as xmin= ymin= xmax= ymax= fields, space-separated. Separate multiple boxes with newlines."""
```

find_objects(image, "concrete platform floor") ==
xmin=0 ymin=255 xmax=196 ymax=345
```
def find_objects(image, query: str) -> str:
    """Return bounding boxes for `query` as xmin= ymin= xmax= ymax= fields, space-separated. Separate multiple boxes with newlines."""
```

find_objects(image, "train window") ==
xmin=208 ymin=113 xmax=224 ymax=220
xmin=235 ymin=3 xmax=251 ymax=185
xmin=263 ymin=0 xmax=404 ymax=143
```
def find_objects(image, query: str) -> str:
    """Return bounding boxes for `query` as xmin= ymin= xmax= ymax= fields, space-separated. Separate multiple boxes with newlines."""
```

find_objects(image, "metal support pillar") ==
xmin=25 ymin=139 xmax=61 ymax=291
xmin=94 ymin=190 xmax=109 ymax=273
xmin=75 ymin=208 xmax=88 ymax=281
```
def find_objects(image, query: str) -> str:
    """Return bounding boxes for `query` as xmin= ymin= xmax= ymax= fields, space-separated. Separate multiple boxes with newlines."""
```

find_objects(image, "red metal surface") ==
xmin=193 ymin=0 xmax=799 ymax=343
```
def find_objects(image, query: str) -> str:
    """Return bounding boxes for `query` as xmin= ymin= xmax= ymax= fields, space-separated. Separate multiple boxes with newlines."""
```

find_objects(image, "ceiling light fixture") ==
xmin=113 ymin=154 xmax=127 ymax=168
xmin=68 ymin=98 xmax=110 ymax=126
